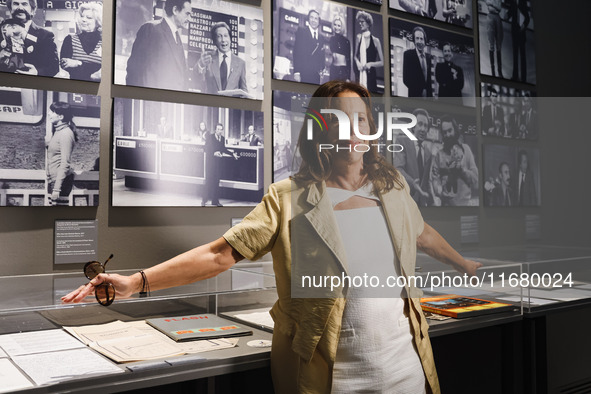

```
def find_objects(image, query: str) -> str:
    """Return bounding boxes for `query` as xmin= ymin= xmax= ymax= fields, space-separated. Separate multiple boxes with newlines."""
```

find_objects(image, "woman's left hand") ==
xmin=51 ymin=191 xmax=60 ymax=201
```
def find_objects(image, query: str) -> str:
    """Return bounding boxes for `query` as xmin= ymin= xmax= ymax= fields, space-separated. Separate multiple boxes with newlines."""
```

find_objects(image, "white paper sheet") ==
xmin=0 ymin=346 xmax=7 ymax=358
xmin=232 ymin=310 xmax=275 ymax=329
xmin=11 ymin=347 xmax=123 ymax=386
xmin=0 ymin=329 xmax=84 ymax=357
xmin=0 ymin=358 xmax=34 ymax=392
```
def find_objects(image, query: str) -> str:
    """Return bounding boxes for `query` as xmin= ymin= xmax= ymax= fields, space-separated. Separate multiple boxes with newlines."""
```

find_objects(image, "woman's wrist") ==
xmin=131 ymin=272 xmax=143 ymax=294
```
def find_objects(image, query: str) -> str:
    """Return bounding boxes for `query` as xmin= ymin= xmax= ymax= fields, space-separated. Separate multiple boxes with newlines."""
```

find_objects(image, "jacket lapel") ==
xmin=159 ymin=20 xmax=186 ymax=72
xmin=303 ymin=182 xmax=349 ymax=275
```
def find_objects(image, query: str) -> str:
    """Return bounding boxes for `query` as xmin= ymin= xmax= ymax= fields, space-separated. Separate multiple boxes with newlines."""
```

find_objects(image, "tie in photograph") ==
xmin=220 ymin=54 xmax=228 ymax=90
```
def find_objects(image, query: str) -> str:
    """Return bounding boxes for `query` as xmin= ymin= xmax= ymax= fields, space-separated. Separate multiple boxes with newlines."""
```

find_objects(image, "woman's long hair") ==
xmin=293 ymin=80 xmax=403 ymax=194
xmin=50 ymin=101 xmax=78 ymax=142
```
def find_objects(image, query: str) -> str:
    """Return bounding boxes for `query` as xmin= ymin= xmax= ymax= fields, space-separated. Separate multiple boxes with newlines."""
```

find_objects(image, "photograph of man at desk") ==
xmin=112 ymin=97 xmax=264 ymax=207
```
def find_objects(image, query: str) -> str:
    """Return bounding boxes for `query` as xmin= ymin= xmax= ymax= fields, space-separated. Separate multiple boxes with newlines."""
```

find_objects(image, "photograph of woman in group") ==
xmin=65 ymin=81 xmax=481 ymax=393
xmin=273 ymin=0 xmax=385 ymax=93
xmin=0 ymin=0 xmax=103 ymax=81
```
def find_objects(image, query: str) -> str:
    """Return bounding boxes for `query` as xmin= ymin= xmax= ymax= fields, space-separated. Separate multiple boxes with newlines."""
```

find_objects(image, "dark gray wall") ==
xmin=0 ymin=0 xmax=589 ymax=276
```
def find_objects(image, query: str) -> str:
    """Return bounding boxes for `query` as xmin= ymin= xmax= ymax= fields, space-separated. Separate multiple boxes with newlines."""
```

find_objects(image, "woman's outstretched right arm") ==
xmin=61 ymin=237 xmax=243 ymax=304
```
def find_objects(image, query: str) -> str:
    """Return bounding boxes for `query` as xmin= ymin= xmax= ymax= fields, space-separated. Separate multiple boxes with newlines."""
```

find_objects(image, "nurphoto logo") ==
xmin=305 ymin=108 xmax=418 ymax=153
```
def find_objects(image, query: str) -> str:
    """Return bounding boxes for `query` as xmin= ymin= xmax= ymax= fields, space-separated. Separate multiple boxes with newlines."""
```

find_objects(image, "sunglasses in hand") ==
xmin=84 ymin=254 xmax=115 ymax=306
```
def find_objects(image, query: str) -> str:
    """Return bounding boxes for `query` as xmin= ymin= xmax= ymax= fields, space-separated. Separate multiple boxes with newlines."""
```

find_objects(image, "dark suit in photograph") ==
xmin=482 ymin=104 xmax=506 ymax=136
xmin=241 ymin=133 xmax=263 ymax=146
xmin=515 ymin=169 xmax=537 ymax=206
xmin=393 ymin=136 xmax=433 ymax=206
xmin=126 ymin=19 xmax=187 ymax=91
xmin=23 ymin=23 xmax=59 ymax=77
xmin=514 ymin=109 xmax=538 ymax=139
xmin=196 ymin=51 xmax=247 ymax=95
xmin=435 ymin=61 xmax=464 ymax=98
xmin=403 ymin=49 xmax=433 ymax=97
xmin=490 ymin=184 xmax=514 ymax=206
xmin=202 ymin=132 xmax=233 ymax=205
xmin=293 ymin=26 xmax=326 ymax=84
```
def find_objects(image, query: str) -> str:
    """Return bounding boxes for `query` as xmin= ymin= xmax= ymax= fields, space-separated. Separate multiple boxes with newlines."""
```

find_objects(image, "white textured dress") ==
xmin=327 ymin=186 xmax=426 ymax=394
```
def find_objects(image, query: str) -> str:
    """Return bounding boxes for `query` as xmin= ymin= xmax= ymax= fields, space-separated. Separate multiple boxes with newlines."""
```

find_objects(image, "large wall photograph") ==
xmin=389 ymin=17 xmax=476 ymax=106
xmin=483 ymin=144 xmax=540 ymax=206
xmin=114 ymin=0 xmax=264 ymax=99
xmin=273 ymin=0 xmax=385 ymax=94
xmin=0 ymin=1 xmax=103 ymax=81
xmin=481 ymin=82 xmax=537 ymax=139
xmin=389 ymin=0 xmax=473 ymax=29
xmin=113 ymin=97 xmax=264 ymax=207
xmin=391 ymin=101 xmax=479 ymax=206
xmin=477 ymin=0 xmax=535 ymax=84
xmin=0 ymin=87 xmax=100 ymax=206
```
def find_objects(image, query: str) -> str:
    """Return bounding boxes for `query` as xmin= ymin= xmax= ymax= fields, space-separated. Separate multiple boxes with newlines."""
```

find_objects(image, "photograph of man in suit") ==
xmin=403 ymin=26 xmax=433 ymax=97
xmin=293 ymin=10 xmax=326 ymax=84
xmin=1 ymin=0 xmax=59 ymax=77
xmin=240 ymin=125 xmax=263 ymax=146
xmin=507 ymin=0 xmax=529 ymax=83
xmin=489 ymin=162 xmax=514 ymax=206
xmin=514 ymin=93 xmax=537 ymax=139
xmin=195 ymin=21 xmax=248 ymax=96
xmin=482 ymin=86 xmax=505 ymax=136
xmin=202 ymin=123 xmax=238 ymax=207
xmin=435 ymin=42 xmax=464 ymax=99
xmin=515 ymin=149 xmax=537 ymax=206
xmin=125 ymin=0 xmax=191 ymax=91
xmin=393 ymin=108 xmax=434 ymax=206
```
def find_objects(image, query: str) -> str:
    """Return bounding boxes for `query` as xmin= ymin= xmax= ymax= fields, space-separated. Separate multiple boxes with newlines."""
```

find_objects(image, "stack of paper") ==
xmin=64 ymin=320 xmax=238 ymax=363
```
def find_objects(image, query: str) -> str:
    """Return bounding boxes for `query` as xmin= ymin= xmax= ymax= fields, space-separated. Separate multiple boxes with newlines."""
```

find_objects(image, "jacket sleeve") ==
xmin=223 ymin=184 xmax=282 ymax=260
xmin=37 ymin=30 xmax=59 ymax=77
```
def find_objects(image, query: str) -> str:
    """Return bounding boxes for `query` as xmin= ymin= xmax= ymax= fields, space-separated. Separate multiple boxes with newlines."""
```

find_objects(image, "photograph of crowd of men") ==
xmin=0 ymin=87 xmax=100 ymax=206
xmin=483 ymin=144 xmax=540 ymax=206
xmin=0 ymin=0 xmax=103 ymax=81
xmin=389 ymin=18 xmax=476 ymax=106
xmin=478 ymin=0 xmax=535 ymax=84
xmin=273 ymin=0 xmax=385 ymax=93
xmin=114 ymin=0 xmax=264 ymax=99
xmin=389 ymin=0 xmax=473 ymax=29
xmin=481 ymin=83 xmax=537 ymax=140
xmin=112 ymin=97 xmax=264 ymax=207
xmin=391 ymin=103 xmax=479 ymax=206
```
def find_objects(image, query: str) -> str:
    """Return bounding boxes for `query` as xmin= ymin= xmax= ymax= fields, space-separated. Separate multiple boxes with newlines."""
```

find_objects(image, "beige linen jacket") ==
xmin=224 ymin=178 xmax=440 ymax=394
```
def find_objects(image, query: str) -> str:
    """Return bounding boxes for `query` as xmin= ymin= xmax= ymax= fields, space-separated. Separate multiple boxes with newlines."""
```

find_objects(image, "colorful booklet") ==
xmin=146 ymin=314 xmax=253 ymax=342
xmin=420 ymin=295 xmax=515 ymax=318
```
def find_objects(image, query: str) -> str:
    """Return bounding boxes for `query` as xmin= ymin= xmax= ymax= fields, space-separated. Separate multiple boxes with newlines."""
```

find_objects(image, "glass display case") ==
xmin=0 ymin=264 xmax=278 ymax=393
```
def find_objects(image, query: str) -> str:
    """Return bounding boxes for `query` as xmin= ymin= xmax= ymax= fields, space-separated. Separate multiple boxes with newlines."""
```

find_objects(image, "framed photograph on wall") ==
xmin=0 ymin=87 xmax=100 ymax=206
xmin=112 ymin=97 xmax=264 ymax=207
xmin=389 ymin=0 xmax=473 ymax=29
xmin=481 ymin=83 xmax=537 ymax=139
xmin=389 ymin=17 xmax=476 ymax=106
xmin=114 ymin=0 xmax=264 ymax=99
xmin=273 ymin=0 xmax=385 ymax=94
xmin=477 ymin=0 xmax=536 ymax=84
xmin=0 ymin=1 xmax=103 ymax=81
xmin=391 ymin=99 xmax=479 ymax=207
xmin=483 ymin=144 xmax=540 ymax=207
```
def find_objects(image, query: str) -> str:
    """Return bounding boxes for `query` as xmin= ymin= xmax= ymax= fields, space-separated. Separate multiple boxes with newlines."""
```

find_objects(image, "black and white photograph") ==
xmin=272 ymin=90 xmax=310 ymax=182
xmin=389 ymin=0 xmax=473 ymax=29
xmin=477 ymin=0 xmax=535 ymax=84
xmin=389 ymin=17 xmax=476 ymax=106
xmin=114 ymin=0 xmax=264 ymax=99
xmin=113 ymin=97 xmax=264 ymax=207
xmin=0 ymin=0 xmax=103 ymax=81
xmin=273 ymin=0 xmax=385 ymax=94
xmin=358 ymin=0 xmax=383 ymax=5
xmin=483 ymin=144 xmax=540 ymax=206
xmin=0 ymin=87 xmax=100 ymax=206
xmin=391 ymin=101 xmax=479 ymax=206
xmin=481 ymin=82 xmax=537 ymax=139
